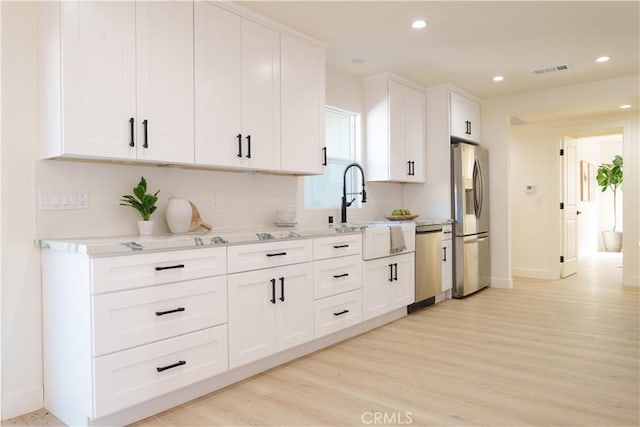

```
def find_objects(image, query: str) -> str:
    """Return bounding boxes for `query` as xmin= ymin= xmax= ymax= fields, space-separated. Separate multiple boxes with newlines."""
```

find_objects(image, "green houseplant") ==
xmin=120 ymin=176 xmax=159 ymax=235
xmin=596 ymin=155 xmax=623 ymax=251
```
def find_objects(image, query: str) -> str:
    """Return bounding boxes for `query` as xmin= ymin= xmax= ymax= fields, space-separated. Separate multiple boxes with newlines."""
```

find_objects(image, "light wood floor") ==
xmin=5 ymin=253 xmax=639 ymax=426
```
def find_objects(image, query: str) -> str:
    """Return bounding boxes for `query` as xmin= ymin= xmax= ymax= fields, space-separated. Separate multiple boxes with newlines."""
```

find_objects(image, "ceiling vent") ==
xmin=532 ymin=64 xmax=571 ymax=75
xmin=510 ymin=116 xmax=530 ymax=126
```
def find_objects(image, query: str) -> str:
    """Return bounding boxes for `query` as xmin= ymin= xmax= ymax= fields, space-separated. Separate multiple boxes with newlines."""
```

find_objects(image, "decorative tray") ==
xmin=384 ymin=214 xmax=419 ymax=221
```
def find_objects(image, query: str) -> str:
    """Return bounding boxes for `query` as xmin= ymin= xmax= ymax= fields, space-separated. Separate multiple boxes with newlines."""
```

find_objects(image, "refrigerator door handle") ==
xmin=463 ymin=235 xmax=489 ymax=244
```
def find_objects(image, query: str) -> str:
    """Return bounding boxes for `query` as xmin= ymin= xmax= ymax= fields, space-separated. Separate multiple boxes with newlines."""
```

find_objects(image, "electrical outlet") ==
xmin=287 ymin=196 xmax=296 ymax=207
xmin=40 ymin=190 xmax=89 ymax=210
xmin=78 ymin=191 xmax=89 ymax=208
xmin=210 ymin=193 xmax=218 ymax=209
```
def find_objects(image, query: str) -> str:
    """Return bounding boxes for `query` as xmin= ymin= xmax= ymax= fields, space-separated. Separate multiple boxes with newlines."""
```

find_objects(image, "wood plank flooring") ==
xmin=4 ymin=253 xmax=638 ymax=426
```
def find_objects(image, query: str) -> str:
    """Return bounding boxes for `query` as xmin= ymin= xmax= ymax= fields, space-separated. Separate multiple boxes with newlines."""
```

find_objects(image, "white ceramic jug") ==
xmin=165 ymin=197 xmax=192 ymax=233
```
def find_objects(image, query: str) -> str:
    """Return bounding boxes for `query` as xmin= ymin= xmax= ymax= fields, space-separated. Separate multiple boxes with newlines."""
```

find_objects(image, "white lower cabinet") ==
xmin=363 ymin=252 xmax=415 ymax=320
xmin=93 ymin=325 xmax=228 ymax=418
xmin=442 ymin=225 xmax=453 ymax=292
xmin=228 ymin=262 xmax=314 ymax=368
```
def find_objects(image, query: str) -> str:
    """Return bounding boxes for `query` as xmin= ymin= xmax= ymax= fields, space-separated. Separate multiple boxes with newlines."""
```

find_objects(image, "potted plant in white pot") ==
xmin=120 ymin=176 xmax=160 ymax=235
xmin=596 ymin=154 xmax=623 ymax=252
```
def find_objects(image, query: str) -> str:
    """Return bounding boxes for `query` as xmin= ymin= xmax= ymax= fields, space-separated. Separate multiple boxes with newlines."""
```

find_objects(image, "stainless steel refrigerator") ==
xmin=451 ymin=140 xmax=490 ymax=298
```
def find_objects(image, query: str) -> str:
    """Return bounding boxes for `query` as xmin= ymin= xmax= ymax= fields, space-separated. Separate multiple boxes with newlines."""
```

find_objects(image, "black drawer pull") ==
xmin=333 ymin=244 xmax=349 ymax=249
xmin=155 ymin=264 xmax=185 ymax=271
xmin=333 ymin=309 xmax=349 ymax=316
xmin=156 ymin=360 xmax=186 ymax=372
xmin=332 ymin=273 xmax=349 ymax=279
xmin=266 ymin=252 xmax=287 ymax=257
xmin=155 ymin=307 xmax=185 ymax=316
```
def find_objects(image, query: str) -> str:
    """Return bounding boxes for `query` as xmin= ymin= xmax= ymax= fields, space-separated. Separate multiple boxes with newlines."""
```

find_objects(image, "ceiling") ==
xmin=238 ymin=1 xmax=639 ymax=121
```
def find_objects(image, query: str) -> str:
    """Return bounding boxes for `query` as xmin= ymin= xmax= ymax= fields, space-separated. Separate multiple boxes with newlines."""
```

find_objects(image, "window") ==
xmin=304 ymin=107 xmax=360 ymax=208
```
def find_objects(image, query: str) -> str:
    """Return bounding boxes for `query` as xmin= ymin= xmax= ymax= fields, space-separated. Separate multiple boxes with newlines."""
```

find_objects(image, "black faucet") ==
xmin=341 ymin=162 xmax=367 ymax=223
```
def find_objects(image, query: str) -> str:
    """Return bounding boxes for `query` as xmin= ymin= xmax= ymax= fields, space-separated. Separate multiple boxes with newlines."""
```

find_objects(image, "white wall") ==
xmin=0 ymin=5 xmax=403 ymax=419
xmin=483 ymin=75 xmax=640 ymax=288
xmin=575 ymin=135 xmax=602 ymax=260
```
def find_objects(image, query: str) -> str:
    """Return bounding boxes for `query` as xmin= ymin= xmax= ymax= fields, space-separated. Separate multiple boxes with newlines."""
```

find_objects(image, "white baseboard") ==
xmin=512 ymin=268 xmax=558 ymax=281
xmin=2 ymin=385 xmax=43 ymax=420
xmin=490 ymin=276 xmax=513 ymax=289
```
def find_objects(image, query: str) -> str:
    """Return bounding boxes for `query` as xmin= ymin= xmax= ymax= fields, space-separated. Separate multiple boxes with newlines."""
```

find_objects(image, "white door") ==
xmin=280 ymin=35 xmax=325 ymax=174
xmin=241 ymin=19 xmax=281 ymax=170
xmin=405 ymin=86 xmax=425 ymax=182
xmin=562 ymin=136 xmax=579 ymax=277
xmin=274 ymin=264 xmax=314 ymax=351
xmin=390 ymin=253 xmax=415 ymax=309
xmin=61 ymin=1 xmax=136 ymax=159
xmin=227 ymin=270 xmax=276 ymax=368
xmin=194 ymin=2 xmax=243 ymax=168
xmin=136 ymin=1 xmax=194 ymax=164
xmin=388 ymin=80 xmax=410 ymax=181
xmin=362 ymin=257 xmax=394 ymax=320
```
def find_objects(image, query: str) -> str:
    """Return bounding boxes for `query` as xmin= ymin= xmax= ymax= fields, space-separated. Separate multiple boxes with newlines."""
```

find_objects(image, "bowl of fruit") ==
xmin=384 ymin=209 xmax=419 ymax=221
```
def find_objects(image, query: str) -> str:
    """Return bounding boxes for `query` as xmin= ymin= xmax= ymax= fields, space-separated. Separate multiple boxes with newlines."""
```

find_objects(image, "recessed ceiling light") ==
xmin=351 ymin=58 xmax=366 ymax=64
xmin=412 ymin=20 xmax=427 ymax=29
xmin=492 ymin=75 xmax=504 ymax=82
xmin=619 ymin=104 xmax=631 ymax=109
xmin=596 ymin=56 xmax=611 ymax=63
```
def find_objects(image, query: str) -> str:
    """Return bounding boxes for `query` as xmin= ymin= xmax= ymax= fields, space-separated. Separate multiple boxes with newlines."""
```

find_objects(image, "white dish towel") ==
xmin=389 ymin=226 xmax=406 ymax=254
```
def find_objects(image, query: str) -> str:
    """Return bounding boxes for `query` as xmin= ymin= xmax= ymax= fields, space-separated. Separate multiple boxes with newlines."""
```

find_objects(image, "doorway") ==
xmin=561 ymin=131 xmax=624 ymax=279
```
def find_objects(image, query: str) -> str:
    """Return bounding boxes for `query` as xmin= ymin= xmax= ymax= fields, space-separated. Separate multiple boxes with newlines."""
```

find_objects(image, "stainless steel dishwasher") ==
xmin=408 ymin=223 xmax=442 ymax=313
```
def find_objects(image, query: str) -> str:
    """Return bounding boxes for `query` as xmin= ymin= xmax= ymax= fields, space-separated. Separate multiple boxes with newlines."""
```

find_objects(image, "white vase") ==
xmin=165 ymin=197 xmax=192 ymax=233
xmin=137 ymin=220 xmax=154 ymax=236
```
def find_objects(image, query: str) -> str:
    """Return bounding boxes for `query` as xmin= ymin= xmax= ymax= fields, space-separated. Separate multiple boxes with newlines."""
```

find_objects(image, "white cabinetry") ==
xmin=40 ymin=1 xmax=194 ymax=164
xmin=195 ymin=3 xmax=280 ymax=170
xmin=363 ymin=252 xmax=415 ymax=320
xmin=42 ymin=247 xmax=228 ymax=425
xmin=441 ymin=224 xmax=453 ymax=292
xmin=312 ymin=235 xmax=363 ymax=338
xmin=364 ymin=73 xmax=425 ymax=183
xmin=281 ymin=34 xmax=326 ymax=174
xmin=227 ymin=241 xmax=314 ymax=368
xmin=450 ymin=91 xmax=481 ymax=143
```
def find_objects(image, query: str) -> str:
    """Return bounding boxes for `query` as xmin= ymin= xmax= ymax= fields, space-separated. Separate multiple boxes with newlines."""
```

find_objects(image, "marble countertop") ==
xmin=36 ymin=218 xmax=452 ymax=256
xmin=36 ymin=225 xmax=367 ymax=256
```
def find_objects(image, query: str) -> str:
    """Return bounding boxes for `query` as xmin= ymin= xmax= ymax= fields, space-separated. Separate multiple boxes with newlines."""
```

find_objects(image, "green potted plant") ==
xmin=596 ymin=154 xmax=623 ymax=252
xmin=120 ymin=176 xmax=160 ymax=235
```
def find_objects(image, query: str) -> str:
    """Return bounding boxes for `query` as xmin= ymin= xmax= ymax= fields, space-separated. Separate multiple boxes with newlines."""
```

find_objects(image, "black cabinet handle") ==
xmin=246 ymin=135 xmax=251 ymax=158
xmin=333 ymin=244 xmax=349 ymax=249
xmin=393 ymin=263 xmax=398 ymax=281
xmin=442 ymin=247 xmax=447 ymax=262
xmin=155 ymin=307 xmax=185 ymax=316
xmin=333 ymin=309 xmax=349 ymax=316
xmin=332 ymin=273 xmax=349 ymax=279
xmin=129 ymin=117 xmax=135 ymax=147
xmin=279 ymin=277 xmax=285 ymax=302
xmin=270 ymin=278 xmax=276 ymax=304
xmin=155 ymin=264 xmax=185 ymax=271
xmin=142 ymin=119 xmax=149 ymax=148
xmin=266 ymin=252 xmax=287 ymax=257
xmin=322 ymin=147 xmax=327 ymax=166
xmin=156 ymin=360 xmax=186 ymax=372
xmin=237 ymin=134 xmax=242 ymax=158
xmin=407 ymin=160 xmax=412 ymax=176
xmin=388 ymin=264 xmax=394 ymax=282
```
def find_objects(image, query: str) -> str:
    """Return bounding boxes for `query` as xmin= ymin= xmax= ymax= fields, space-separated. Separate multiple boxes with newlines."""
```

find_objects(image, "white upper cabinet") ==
xmin=195 ymin=3 xmax=281 ymax=171
xmin=450 ymin=91 xmax=480 ymax=143
xmin=280 ymin=35 xmax=326 ymax=174
xmin=135 ymin=1 xmax=194 ymax=164
xmin=55 ymin=1 xmax=137 ymax=160
xmin=365 ymin=73 xmax=426 ymax=183
xmin=42 ymin=1 xmax=194 ymax=163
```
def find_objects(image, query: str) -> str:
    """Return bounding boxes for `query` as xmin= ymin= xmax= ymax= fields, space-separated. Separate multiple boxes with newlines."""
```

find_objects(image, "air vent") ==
xmin=532 ymin=64 xmax=571 ymax=75
xmin=510 ymin=116 xmax=530 ymax=126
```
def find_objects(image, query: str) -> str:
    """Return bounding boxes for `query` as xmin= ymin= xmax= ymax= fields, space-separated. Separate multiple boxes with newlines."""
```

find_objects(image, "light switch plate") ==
xmin=40 ymin=190 xmax=89 ymax=210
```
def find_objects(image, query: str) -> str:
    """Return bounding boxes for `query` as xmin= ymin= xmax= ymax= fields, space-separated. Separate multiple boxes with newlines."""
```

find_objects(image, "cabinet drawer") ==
xmin=313 ymin=255 xmax=362 ymax=299
xmin=91 ymin=247 xmax=227 ymax=294
xmin=93 ymin=325 xmax=228 ymax=418
xmin=313 ymin=234 xmax=361 ymax=260
xmin=227 ymin=239 xmax=312 ymax=273
xmin=314 ymin=289 xmax=362 ymax=338
xmin=93 ymin=276 xmax=227 ymax=356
